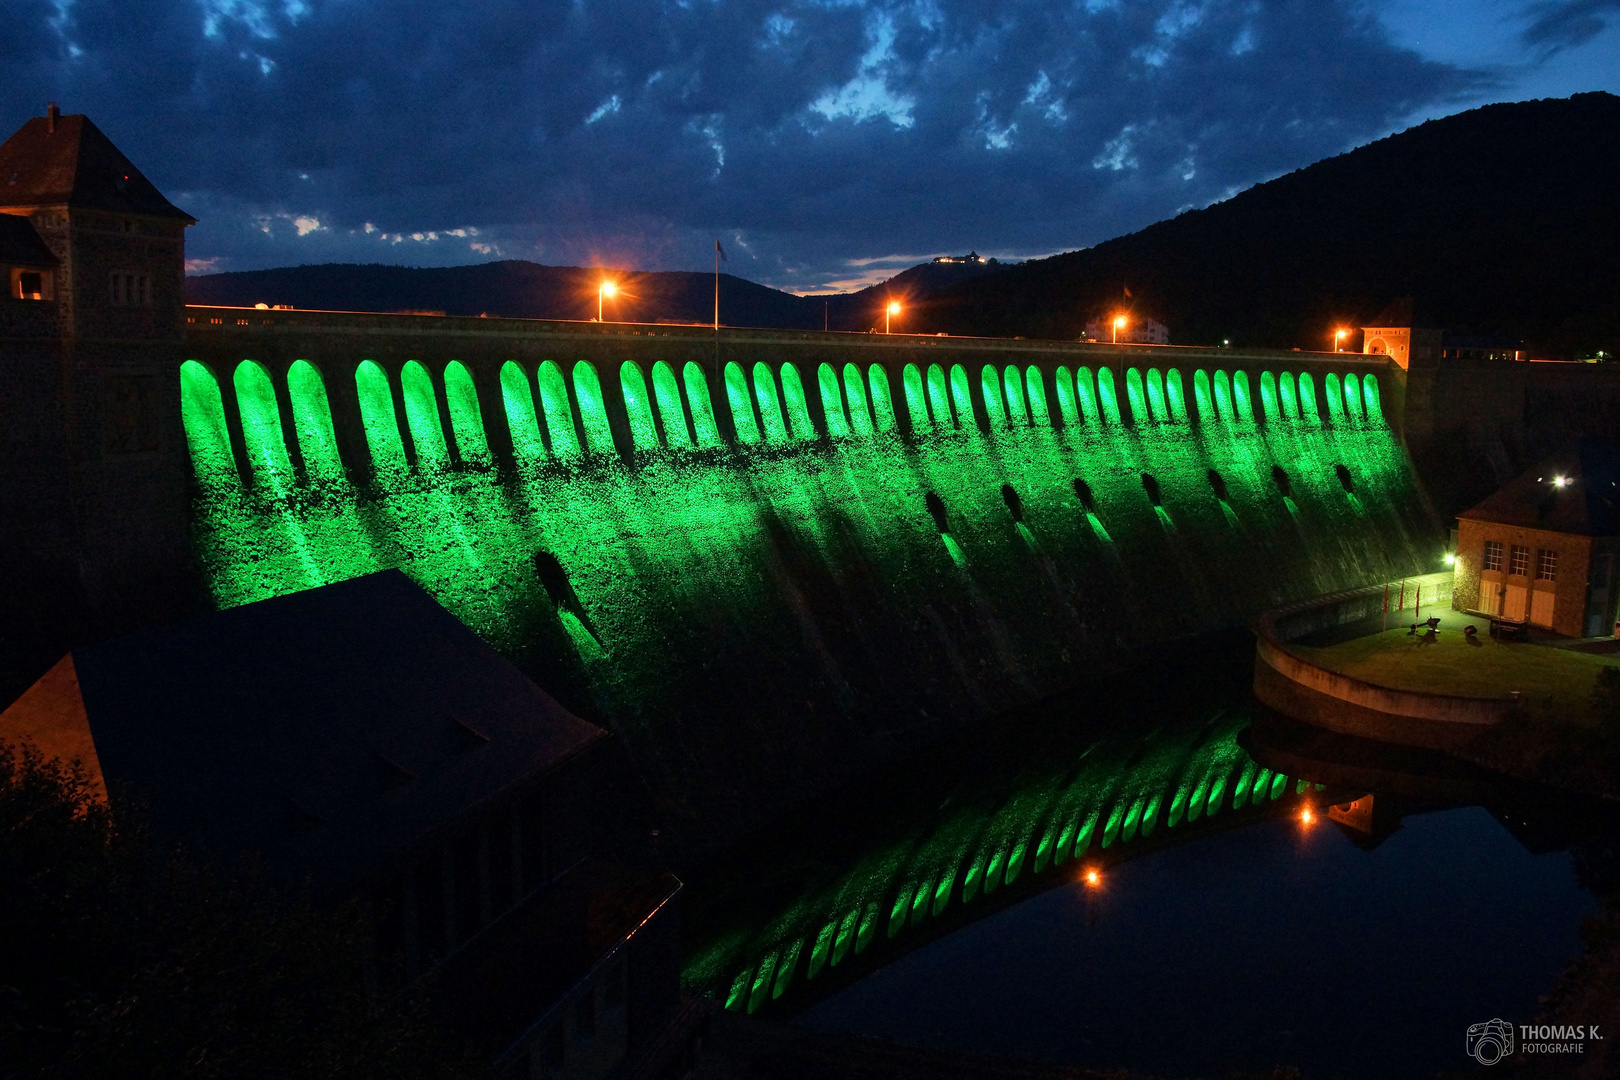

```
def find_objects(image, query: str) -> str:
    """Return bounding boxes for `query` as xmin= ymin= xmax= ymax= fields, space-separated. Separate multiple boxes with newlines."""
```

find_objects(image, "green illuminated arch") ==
xmin=652 ymin=361 xmax=692 ymax=449
xmin=980 ymin=365 xmax=1007 ymax=427
xmin=619 ymin=361 xmax=660 ymax=452
xmin=288 ymin=359 xmax=344 ymax=481
xmin=1362 ymin=372 xmax=1384 ymax=424
xmin=1003 ymin=365 xmax=1029 ymax=424
xmin=867 ymin=365 xmax=896 ymax=433
xmin=901 ymin=364 xmax=930 ymax=432
xmin=724 ymin=362 xmax=761 ymax=443
xmin=1297 ymin=371 xmax=1321 ymax=424
xmin=926 ymin=364 xmax=953 ymax=428
xmin=1074 ymin=367 xmax=1100 ymax=424
xmin=683 ymin=362 xmax=722 ymax=447
xmin=179 ymin=360 xmax=237 ymax=490
xmin=537 ymin=360 xmax=580 ymax=457
xmin=234 ymin=360 xmax=295 ymax=492
xmin=573 ymin=362 xmax=617 ymax=454
xmin=1054 ymin=367 xmax=1078 ymax=425
xmin=357 ymin=360 xmax=408 ymax=474
xmin=1343 ymin=372 xmax=1365 ymax=422
xmin=1124 ymin=368 xmax=1148 ymax=424
xmin=500 ymin=361 xmax=545 ymax=463
xmin=1166 ymin=368 xmax=1187 ymax=422
xmin=818 ymin=363 xmax=851 ymax=438
xmin=780 ymin=363 xmax=815 ymax=440
xmin=1095 ymin=367 xmax=1121 ymax=424
xmin=1193 ymin=369 xmax=1213 ymax=422
xmin=1025 ymin=366 xmax=1050 ymax=425
xmin=442 ymin=361 xmax=489 ymax=466
xmin=401 ymin=360 xmax=449 ymax=469
xmin=842 ymin=363 xmax=873 ymax=436
xmin=1213 ymin=370 xmax=1233 ymax=422
xmin=1232 ymin=370 xmax=1255 ymax=422
xmin=752 ymin=362 xmax=789 ymax=442
xmin=1324 ymin=373 xmax=1345 ymax=422
xmin=1278 ymin=371 xmax=1299 ymax=421
xmin=1145 ymin=368 xmax=1167 ymax=422
xmin=949 ymin=365 xmax=974 ymax=427
xmin=1258 ymin=370 xmax=1279 ymax=422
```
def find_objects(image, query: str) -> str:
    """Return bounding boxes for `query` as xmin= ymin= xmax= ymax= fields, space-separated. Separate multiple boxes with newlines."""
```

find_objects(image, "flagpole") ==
xmin=713 ymin=239 xmax=720 ymax=370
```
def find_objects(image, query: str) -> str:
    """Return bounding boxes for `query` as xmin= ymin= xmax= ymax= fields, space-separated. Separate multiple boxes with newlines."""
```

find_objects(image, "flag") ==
xmin=716 ymin=238 xmax=727 ymax=261
xmin=1124 ymin=285 xmax=1132 ymax=298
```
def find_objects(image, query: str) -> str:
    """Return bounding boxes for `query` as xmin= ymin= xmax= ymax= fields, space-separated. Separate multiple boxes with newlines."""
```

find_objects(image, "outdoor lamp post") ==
xmin=1335 ymin=328 xmax=1348 ymax=352
xmin=599 ymin=279 xmax=617 ymax=322
xmin=1113 ymin=315 xmax=1126 ymax=344
xmin=887 ymin=300 xmax=901 ymax=334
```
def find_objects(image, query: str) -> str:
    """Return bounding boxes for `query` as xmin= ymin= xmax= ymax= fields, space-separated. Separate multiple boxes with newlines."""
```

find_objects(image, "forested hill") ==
xmin=184 ymin=254 xmax=1008 ymax=332
xmin=927 ymin=92 xmax=1620 ymax=356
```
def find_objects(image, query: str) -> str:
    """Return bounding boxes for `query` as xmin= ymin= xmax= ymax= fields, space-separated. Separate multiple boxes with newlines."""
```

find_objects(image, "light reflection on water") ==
xmin=798 ymin=804 xmax=1594 ymax=1080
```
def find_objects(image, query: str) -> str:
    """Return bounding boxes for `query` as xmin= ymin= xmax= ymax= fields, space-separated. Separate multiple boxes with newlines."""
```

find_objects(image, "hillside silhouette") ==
xmin=926 ymin=93 xmax=1620 ymax=356
xmin=185 ymin=255 xmax=1007 ymax=331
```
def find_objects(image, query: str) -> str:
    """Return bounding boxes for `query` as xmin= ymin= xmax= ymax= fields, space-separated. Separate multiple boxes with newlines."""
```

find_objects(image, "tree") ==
xmin=0 ymin=742 xmax=481 ymax=1079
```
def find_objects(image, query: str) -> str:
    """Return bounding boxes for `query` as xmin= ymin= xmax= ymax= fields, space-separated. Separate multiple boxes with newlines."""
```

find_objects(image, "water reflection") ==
xmin=683 ymin=654 xmax=1619 ymax=1080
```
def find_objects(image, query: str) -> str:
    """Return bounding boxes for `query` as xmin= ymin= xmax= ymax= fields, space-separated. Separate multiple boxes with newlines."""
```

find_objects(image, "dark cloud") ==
xmin=1520 ymin=0 xmax=1620 ymax=52
xmin=2 ymin=0 xmax=1492 ymax=287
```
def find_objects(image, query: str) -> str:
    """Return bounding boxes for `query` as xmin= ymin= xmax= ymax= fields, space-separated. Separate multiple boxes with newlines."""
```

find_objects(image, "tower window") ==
xmin=13 ymin=269 xmax=51 ymax=300
xmin=1482 ymin=540 xmax=1502 ymax=572
xmin=1536 ymin=549 xmax=1557 ymax=581
xmin=110 ymin=271 xmax=152 ymax=306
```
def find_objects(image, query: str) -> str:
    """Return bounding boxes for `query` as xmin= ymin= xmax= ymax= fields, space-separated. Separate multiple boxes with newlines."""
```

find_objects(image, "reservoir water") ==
xmin=683 ymin=648 xmax=1614 ymax=1079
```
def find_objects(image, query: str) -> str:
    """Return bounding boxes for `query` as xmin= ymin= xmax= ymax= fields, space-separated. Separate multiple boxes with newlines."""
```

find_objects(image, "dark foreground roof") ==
xmin=4 ymin=570 xmax=604 ymax=899
xmin=0 ymin=111 xmax=194 ymax=222
xmin=1458 ymin=439 xmax=1620 ymax=536
xmin=0 ymin=213 xmax=57 ymax=266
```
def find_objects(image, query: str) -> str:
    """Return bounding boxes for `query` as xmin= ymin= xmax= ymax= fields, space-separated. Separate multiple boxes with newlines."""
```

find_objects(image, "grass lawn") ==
xmin=1295 ymin=629 xmax=1620 ymax=727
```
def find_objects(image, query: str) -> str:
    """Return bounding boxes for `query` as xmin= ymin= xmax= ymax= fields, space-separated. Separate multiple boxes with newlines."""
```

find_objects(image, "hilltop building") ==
xmin=1451 ymin=440 xmax=1620 ymax=637
xmin=0 ymin=570 xmax=690 ymax=1077
xmin=1083 ymin=315 xmax=1169 ymax=345
xmin=1361 ymin=298 xmax=1442 ymax=371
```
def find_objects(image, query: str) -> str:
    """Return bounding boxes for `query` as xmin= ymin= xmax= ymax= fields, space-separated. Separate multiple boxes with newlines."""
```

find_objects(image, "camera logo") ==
xmin=1468 ymin=1019 xmax=1515 ymax=1065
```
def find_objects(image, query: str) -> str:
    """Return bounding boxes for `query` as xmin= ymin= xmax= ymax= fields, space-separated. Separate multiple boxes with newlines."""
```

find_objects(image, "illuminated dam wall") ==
xmin=179 ymin=308 xmax=1438 ymax=845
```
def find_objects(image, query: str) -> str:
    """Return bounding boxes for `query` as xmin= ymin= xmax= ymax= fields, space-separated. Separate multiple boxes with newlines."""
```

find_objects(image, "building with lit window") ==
xmin=1452 ymin=440 xmax=1620 ymax=637
xmin=1083 ymin=315 xmax=1170 ymax=345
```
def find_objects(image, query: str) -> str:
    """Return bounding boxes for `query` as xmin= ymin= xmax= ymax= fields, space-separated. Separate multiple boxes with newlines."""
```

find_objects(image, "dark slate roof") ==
xmin=0 ymin=112 xmax=195 ymax=222
xmin=72 ymin=570 xmax=605 ymax=899
xmin=1458 ymin=439 xmax=1620 ymax=536
xmin=0 ymin=213 xmax=57 ymax=266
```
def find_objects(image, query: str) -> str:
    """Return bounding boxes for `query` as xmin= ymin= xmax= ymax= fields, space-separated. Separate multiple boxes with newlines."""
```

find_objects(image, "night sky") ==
xmin=5 ymin=0 xmax=1615 ymax=291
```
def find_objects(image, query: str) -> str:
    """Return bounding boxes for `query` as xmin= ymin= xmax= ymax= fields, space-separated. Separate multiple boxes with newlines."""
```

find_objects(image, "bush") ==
xmin=0 ymin=742 xmax=480 ymax=1079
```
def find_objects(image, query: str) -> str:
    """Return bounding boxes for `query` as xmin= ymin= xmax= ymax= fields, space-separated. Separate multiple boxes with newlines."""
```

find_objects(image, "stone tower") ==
xmin=0 ymin=104 xmax=195 ymax=699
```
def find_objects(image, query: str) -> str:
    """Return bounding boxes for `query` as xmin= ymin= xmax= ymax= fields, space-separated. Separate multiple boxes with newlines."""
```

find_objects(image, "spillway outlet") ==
xmin=1000 ymin=483 xmax=1026 ymax=523
xmin=1206 ymin=468 xmax=1230 ymax=504
xmin=924 ymin=491 xmax=950 ymax=534
xmin=1141 ymin=473 xmax=1163 ymax=507
xmin=1073 ymin=477 xmax=1098 ymax=514
xmin=1334 ymin=463 xmax=1355 ymax=493
xmin=1271 ymin=465 xmax=1294 ymax=499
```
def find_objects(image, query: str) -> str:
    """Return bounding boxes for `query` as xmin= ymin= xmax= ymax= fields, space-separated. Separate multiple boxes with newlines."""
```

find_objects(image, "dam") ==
xmin=175 ymin=309 xmax=1441 ymax=846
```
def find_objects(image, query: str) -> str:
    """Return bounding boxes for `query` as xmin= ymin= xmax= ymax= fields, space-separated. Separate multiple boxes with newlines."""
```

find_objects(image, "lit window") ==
xmin=1536 ymin=549 xmax=1557 ymax=581
xmin=1483 ymin=540 xmax=1502 ymax=572
xmin=1509 ymin=545 xmax=1529 ymax=576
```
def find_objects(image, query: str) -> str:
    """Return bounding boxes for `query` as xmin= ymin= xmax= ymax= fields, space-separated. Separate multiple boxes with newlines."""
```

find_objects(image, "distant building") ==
xmin=931 ymin=251 xmax=986 ymax=264
xmin=1083 ymin=315 xmax=1169 ymax=345
xmin=1452 ymin=440 xmax=1620 ymax=637
xmin=1440 ymin=333 xmax=1524 ymax=361
xmin=1361 ymin=298 xmax=1440 ymax=371
xmin=0 ymin=570 xmax=692 ymax=1077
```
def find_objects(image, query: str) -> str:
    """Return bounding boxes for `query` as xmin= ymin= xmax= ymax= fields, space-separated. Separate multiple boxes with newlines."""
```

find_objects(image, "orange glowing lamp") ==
xmin=1300 ymin=806 xmax=1316 ymax=826
xmin=1083 ymin=867 xmax=1101 ymax=887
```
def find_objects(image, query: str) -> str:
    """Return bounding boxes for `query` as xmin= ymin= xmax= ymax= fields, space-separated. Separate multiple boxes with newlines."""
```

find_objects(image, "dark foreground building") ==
xmin=0 ymin=570 xmax=689 ymax=1078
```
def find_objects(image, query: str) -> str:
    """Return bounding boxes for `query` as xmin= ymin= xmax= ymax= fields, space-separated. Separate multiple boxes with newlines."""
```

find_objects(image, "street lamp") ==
xmin=886 ymin=300 xmax=901 ymax=334
xmin=598 ymin=279 xmax=617 ymax=322
xmin=1335 ymin=327 xmax=1348 ymax=352
xmin=1113 ymin=315 xmax=1126 ymax=344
